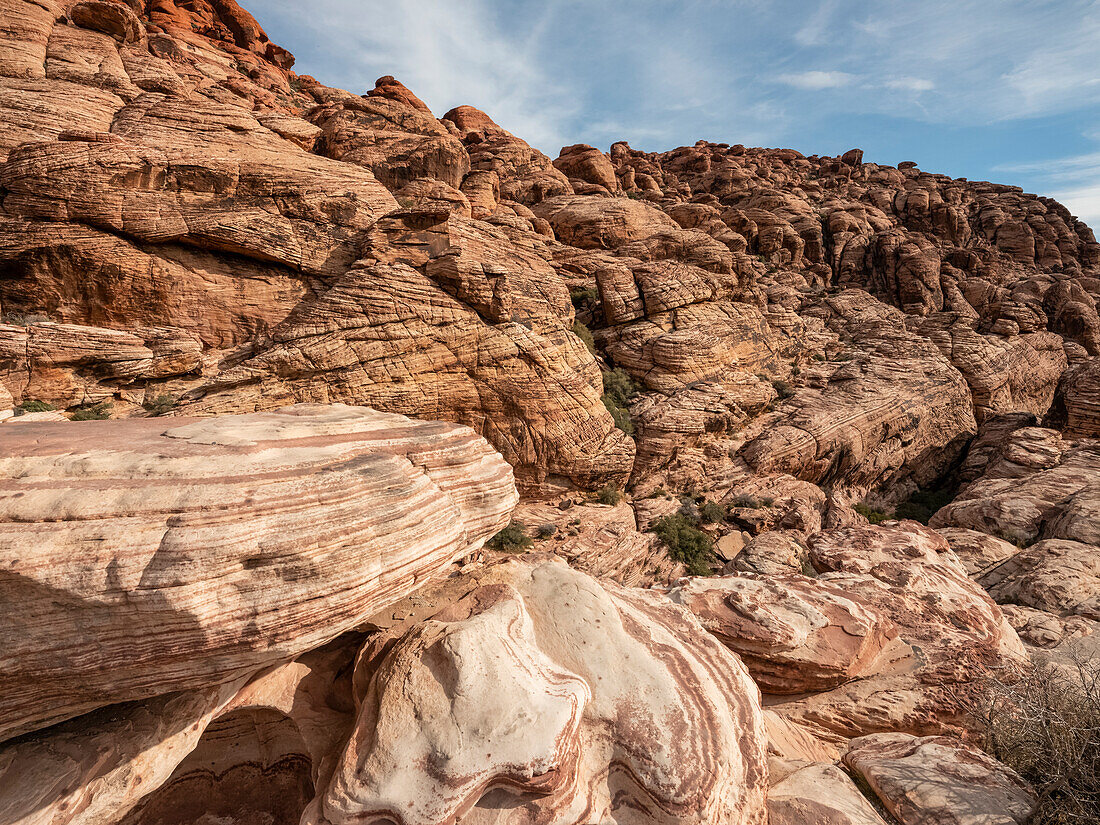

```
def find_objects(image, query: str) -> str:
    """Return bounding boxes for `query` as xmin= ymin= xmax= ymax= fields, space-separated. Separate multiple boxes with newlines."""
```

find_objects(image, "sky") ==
xmin=248 ymin=0 xmax=1100 ymax=230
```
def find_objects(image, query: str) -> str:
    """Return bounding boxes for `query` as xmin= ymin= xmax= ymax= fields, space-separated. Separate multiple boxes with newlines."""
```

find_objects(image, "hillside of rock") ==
xmin=1 ymin=0 xmax=1097 ymax=823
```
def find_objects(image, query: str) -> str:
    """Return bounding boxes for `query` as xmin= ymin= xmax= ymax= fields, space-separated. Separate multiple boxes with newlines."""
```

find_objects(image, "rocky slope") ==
xmin=1 ymin=0 xmax=1097 ymax=823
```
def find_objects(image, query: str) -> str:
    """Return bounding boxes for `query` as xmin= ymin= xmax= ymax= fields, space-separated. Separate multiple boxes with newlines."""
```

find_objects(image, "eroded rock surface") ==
xmin=0 ymin=404 xmax=516 ymax=740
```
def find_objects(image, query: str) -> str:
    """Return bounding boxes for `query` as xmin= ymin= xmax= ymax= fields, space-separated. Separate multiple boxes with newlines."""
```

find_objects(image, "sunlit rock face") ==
xmin=0 ymin=404 xmax=517 ymax=740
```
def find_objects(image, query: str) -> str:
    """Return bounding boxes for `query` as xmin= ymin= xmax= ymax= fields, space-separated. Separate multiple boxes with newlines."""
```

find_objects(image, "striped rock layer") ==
xmin=0 ymin=403 xmax=517 ymax=741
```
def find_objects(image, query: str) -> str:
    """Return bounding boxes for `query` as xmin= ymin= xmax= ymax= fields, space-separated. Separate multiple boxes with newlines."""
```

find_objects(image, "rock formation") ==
xmin=1 ymin=0 xmax=1096 ymax=823
xmin=0 ymin=404 xmax=516 ymax=740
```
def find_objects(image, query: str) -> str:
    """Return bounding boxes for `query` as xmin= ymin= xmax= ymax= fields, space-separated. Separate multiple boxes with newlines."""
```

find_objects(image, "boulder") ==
xmin=0 ymin=404 xmax=517 ymax=740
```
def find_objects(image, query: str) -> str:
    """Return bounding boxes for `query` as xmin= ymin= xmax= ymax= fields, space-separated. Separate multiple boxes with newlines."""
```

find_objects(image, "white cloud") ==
xmin=257 ymin=0 xmax=576 ymax=150
xmin=777 ymin=70 xmax=858 ymax=90
xmin=1051 ymin=182 xmax=1100 ymax=230
xmin=884 ymin=77 xmax=934 ymax=93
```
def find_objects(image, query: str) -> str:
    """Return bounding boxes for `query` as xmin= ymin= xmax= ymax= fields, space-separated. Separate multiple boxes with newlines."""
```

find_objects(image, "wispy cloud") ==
xmin=247 ymin=0 xmax=1100 ymax=224
xmin=778 ymin=70 xmax=858 ymax=90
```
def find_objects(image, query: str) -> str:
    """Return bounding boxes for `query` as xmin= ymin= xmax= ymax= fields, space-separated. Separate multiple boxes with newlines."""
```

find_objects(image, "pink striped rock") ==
xmin=307 ymin=557 xmax=769 ymax=825
xmin=0 ymin=404 xmax=516 ymax=741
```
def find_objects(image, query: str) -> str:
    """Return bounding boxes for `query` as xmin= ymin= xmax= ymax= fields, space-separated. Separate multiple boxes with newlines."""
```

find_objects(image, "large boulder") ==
xmin=0 ymin=404 xmax=517 ymax=740
xmin=307 ymin=557 xmax=769 ymax=825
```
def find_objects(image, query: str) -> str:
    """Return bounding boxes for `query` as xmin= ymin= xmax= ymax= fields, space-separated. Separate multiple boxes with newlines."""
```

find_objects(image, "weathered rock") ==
xmin=309 ymin=557 xmax=769 ymax=825
xmin=553 ymin=143 xmax=619 ymax=193
xmin=768 ymin=763 xmax=888 ymax=825
xmin=0 ymin=404 xmax=517 ymax=740
xmin=183 ymin=211 xmax=635 ymax=490
xmin=533 ymin=194 xmax=679 ymax=250
xmin=443 ymin=105 xmax=572 ymax=204
xmin=670 ymin=573 xmax=899 ymax=694
xmin=766 ymin=522 xmax=1025 ymax=740
xmin=844 ymin=733 xmax=1036 ymax=825
xmin=1060 ymin=356 xmax=1100 ymax=437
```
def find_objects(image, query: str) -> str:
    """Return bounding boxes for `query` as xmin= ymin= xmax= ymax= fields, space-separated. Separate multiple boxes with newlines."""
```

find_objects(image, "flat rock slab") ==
xmin=0 ymin=403 xmax=517 ymax=741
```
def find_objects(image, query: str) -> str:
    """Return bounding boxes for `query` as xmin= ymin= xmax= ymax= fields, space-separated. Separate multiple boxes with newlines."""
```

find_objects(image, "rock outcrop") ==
xmin=0 ymin=404 xmax=517 ymax=740
xmin=844 ymin=733 xmax=1036 ymax=825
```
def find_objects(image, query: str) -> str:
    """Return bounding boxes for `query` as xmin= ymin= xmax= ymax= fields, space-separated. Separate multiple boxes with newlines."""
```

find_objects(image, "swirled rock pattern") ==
xmin=843 ymin=733 xmax=1036 ymax=825
xmin=309 ymin=557 xmax=769 ymax=825
xmin=0 ymin=404 xmax=517 ymax=740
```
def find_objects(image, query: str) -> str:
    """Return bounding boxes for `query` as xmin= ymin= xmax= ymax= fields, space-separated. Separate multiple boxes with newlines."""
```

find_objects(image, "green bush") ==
xmin=854 ymin=502 xmax=890 ymax=524
xmin=602 ymin=395 xmax=634 ymax=435
xmin=698 ymin=500 xmax=728 ymax=524
xmin=71 ymin=401 xmax=111 ymax=421
xmin=596 ymin=483 xmax=622 ymax=506
xmin=572 ymin=320 xmax=596 ymax=354
xmin=143 ymin=394 xmax=177 ymax=417
xmin=569 ymin=286 xmax=600 ymax=310
xmin=651 ymin=514 xmax=713 ymax=576
xmin=15 ymin=399 xmax=54 ymax=415
xmin=487 ymin=521 xmax=532 ymax=552
xmin=536 ymin=523 xmax=558 ymax=539
xmin=731 ymin=494 xmax=760 ymax=509
xmin=601 ymin=368 xmax=641 ymax=435
xmin=894 ymin=485 xmax=955 ymax=525
xmin=603 ymin=368 xmax=641 ymax=408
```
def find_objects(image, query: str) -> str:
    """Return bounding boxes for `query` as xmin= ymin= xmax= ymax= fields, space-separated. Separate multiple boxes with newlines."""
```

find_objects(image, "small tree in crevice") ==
xmin=651 ymin=513 xmax=714 ymax=576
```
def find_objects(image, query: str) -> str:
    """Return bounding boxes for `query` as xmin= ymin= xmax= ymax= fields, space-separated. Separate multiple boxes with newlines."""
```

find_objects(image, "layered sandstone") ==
xmin=0 ymin=404 xmax=517 ymax=740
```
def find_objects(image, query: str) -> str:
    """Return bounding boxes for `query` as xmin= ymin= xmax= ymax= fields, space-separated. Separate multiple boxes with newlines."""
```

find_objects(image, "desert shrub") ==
xmin=759 ymin=496 xmax=775 ymax=507
xmin=15 ymin=399 xmax=54 ymax=415
xmin=596 ymin=483 xmax=622 ymax=506
xmin=626 ymin=190 xmax=643 ymax=200
xmin=572 ymin=320 xmax=596 ymax=353
xmin=854 ymin=502 xmax=890 ymax=524
xmin=603 ymin=368 xmax=641 ymax=408
xmin=536 ymin=522 xmax=558 ymax=539
xmin=569 ymin=286 xmax=600 ymax=310
xmin=969 ymin=652 xmax=1100 ymax=824
xmin=70 ymin=401 xmax=111 ymax=421
xmin=601 ymin=367 xmax=641 ymax=435
xmin=731 ymin=494 xmax=760 ymax=509
xmin=487 ymin=521 xmax=532 ymax=552
xmin=651 ymin=514 xmax=713 ymax=576
xmin=698 ymin=500 xmax=728 ymax=524
xmin=602 ymin=395 xmax=634 ymax=435
xmin=143 ymin=394 xmax=177 ymax=417
xmin=894 ymin=485 xmax=956 ymax=525
xmin=771 ymin=379 xmax=795 ymax=399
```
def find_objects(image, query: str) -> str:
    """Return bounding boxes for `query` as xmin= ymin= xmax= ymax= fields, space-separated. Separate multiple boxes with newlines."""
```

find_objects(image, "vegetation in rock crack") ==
xmin=487 ymin=521 xmax=532 ymax=552
xmin=771 ymin=378 xmax=795 ymax=399
xmin=894 ymin=485 xmax=956 ymax=525
xmin=651 ymin=513 xmax=714 ymax=576
xmin=698 ymin=500 xmax=728 ymax=524
xmin=969 ymin=651 xmax=1100 ymax=824
xmin=143 ymin=395 xmax=177 ymax=417
xmin=571 ymin=319 xmax=596 ymax=354
xmin=569 ymin=286 xmax=599 ymax=310
xmin=70 ymin=401 xmax=112 ymax=421
xmin=15 ymin=399 xmax=54 ymax=415
xmin=536 ymin=522 xmax=557 ymax=539
xmin=854 ymin=502 xmax=891 ymax=524
xmin=731 ymin=494 xmax=761 ymax=509
xmin=601 ymin=368 xmax=641 ymax=435
xmin=596 ymin=483 xmax=622 ymax=506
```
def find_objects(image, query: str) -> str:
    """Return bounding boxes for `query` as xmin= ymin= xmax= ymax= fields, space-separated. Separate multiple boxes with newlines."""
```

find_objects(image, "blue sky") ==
xmin=249 ymin=0 xmax=1100 ymax=229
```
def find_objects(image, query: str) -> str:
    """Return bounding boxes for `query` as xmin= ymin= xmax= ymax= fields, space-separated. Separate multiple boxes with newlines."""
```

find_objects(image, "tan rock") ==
xmin=769 ymin=763 xmax=888 ymax=825
xmin=843 ymin=733 xmax=1035 ymax=825
xmin=310 ymin=557 xmax=769 ymax=825
xmin=0 ymin=404 xmax=517 ymax=740
xmin=532 ymin=194 xmax=679 ymax=250
xmin=670 ymin=573 xmax=899 ymax=694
